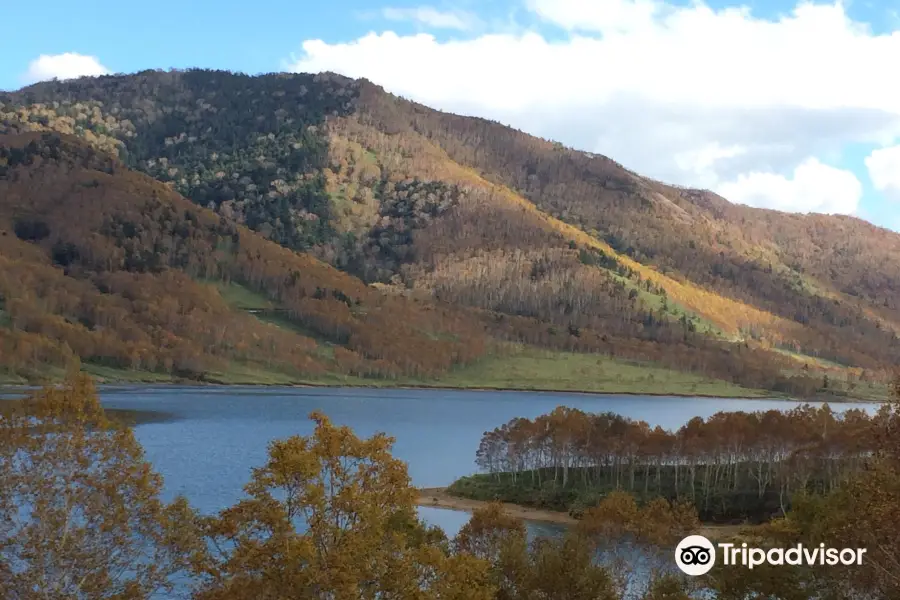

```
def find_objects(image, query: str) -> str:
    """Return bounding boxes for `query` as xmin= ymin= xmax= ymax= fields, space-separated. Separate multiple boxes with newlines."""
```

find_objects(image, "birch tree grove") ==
xmin=470 ymin=404 xmax=885 ymax=520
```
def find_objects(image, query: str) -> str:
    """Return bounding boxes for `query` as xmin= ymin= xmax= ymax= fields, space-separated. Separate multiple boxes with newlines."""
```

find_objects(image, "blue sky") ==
xmin=3 ymin=0 xmax=900 ymax=231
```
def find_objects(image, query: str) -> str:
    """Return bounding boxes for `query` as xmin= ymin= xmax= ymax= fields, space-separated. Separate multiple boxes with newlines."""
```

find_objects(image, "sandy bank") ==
xmin=417 ymin=487 xmax=577 ymax=525
xmin=416 ymin=487 xmax=751 ymax=541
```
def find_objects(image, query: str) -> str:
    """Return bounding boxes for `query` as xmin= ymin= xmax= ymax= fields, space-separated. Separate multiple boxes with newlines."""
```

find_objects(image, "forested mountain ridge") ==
xmin=2 ymin=69 xmax=898 ymax=396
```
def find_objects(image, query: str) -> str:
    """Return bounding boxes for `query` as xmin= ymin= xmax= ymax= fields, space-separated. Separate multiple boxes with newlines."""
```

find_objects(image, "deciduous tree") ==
xmin=193 ymin=411 xmax=494 ymax=600
xmin=0 ymin=374 xmax=200 ymax=599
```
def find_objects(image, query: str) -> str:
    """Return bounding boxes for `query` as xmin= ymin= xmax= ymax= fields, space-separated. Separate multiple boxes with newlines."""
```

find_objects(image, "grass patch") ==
xmin=605 ymin=272 xmax=723 ymax=338
xmin=811 ymin=382 xmax=892 ymax=403
xmin=768 ymin=348 xmax=891 ymax=402
xmin=198 ymin=362 xmax=305 ymax=386
xmin=6 ymin=343 xmax=772 ymax=398
xmin=81 ymin=363 xmax=177 ymax=383
xmin=209 ymin=279 xmax=335 ymax=356
xmin=402 ymin=346 xmax=769 ymax=397
xmin=252 ymin=310 xmax=317 ymax=336
xmin=212 ymin=281 xmax=274 ymax=311
xmin=0 ymin=371 xmax=28 ymax=385
xmin=313 ymin=343 xmax=336 ymax=360
xmin=198 ymin=347 xmax=771 ymax=397
xmin=771 ymin=347 xmax=847 ymax=370
xmin=249 ymin=311 xmax=338 ymax=359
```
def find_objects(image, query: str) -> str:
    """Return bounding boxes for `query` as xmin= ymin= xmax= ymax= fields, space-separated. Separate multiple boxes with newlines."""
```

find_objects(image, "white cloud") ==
xmin=289 ymin=0 xmax=900 ymax=215
xmin=23 ymin=53 xmax=110 ymax=84
xmin=717 ymin=157 xmax=862 ymax=214
xmin=381 ymin=6 xmax=479 ymax=30
xmin=865 ymin=145 xmax=900 ymax=200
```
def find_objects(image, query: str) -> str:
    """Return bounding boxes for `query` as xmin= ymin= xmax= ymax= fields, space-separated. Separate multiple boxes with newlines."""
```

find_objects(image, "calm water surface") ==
xmin=95 ymin=385 xmax=876 ymax=537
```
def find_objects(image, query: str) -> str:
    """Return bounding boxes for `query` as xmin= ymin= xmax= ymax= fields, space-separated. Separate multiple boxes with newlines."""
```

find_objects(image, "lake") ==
xmin=93 ymin=385 xmax=877 ymax=537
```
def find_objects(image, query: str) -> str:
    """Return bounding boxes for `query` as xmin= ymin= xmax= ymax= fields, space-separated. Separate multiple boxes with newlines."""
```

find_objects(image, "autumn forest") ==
xmin=1 ymin=69 xmax=899 ymax=399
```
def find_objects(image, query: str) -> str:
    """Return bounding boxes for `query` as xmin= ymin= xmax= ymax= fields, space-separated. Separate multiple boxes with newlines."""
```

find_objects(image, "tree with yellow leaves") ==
xmin=455 ymin=502 xmax=619 ymax=600
xmin=574 ymin=491 xmax=700 ymax=597
xmin=0 ymin=374 xmax=200 ymax=599
xmin=192 ymin=411 xmax=495 ymax=600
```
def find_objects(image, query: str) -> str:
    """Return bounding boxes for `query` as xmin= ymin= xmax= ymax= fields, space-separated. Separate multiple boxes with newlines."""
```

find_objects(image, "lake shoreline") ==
xmin=415 ymin=487 xmax=754 ymax=541
xmin=0 ymin=379 xmax=780 ymax=400
xmin=353 ymin=383 xmax=781 ymax=401
xmin=2 ymin=378 xmax=883 ymax=404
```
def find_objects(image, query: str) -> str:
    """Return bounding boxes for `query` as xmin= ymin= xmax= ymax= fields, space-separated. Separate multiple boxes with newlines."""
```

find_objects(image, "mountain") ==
xmin=0 ymin=131 xmax=488 ymax=384
xmin=1 ymin=69 xmax=897 ymax=398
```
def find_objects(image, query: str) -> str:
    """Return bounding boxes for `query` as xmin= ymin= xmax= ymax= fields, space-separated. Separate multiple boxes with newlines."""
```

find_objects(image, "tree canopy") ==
xmin=0 ymin=375 xmax=199 ymax=598
xmin=1 ymin=375 xmax=898 ymax=599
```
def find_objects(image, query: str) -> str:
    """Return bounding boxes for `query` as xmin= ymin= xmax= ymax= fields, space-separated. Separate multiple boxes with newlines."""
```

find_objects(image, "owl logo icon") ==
xmin=675 ymin=535 xmax=716 ymax=576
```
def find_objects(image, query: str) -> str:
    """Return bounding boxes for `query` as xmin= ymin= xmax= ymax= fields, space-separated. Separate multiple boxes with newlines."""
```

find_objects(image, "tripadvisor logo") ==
xmin=676 ymin=535 xmax=717 ymax=576
xmin=675 ymin=535 xmax=867 ymax=576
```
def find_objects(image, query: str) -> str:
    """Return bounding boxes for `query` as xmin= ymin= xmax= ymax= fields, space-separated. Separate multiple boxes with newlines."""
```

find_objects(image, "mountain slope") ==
xmin=352 ymin=81 xmax=900 ymax=367
xmin=2 ymin=69 xmax=896 ymax=398
xmin=0 ymin=131 xmax=488 ymax=383
xmin=0 ymin=132 xmax=784 ymax=397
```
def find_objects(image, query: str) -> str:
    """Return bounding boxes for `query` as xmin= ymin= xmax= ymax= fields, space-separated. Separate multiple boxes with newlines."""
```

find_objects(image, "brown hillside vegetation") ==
xmin=2 ymin=69 xmax=898 ymax=397
xmin=0 ymin=132 xmax=488 ymax=381
xmin=319 ymin=101 xmax=892 ymax=394
xmin=323 ymin=112 xmax=786 ymax=342
xmin=0 ymin=132 xmax=825 ymax=396
xmin=354 ymin=81 xmax=900 ymax=367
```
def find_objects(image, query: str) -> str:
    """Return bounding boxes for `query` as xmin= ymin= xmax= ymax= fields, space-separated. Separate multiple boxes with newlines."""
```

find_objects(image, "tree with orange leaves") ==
xmin=762 ymin=373 xmax=900 ymax=599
